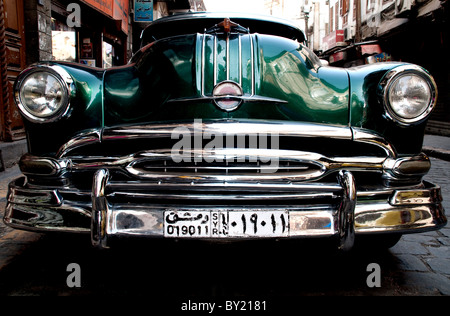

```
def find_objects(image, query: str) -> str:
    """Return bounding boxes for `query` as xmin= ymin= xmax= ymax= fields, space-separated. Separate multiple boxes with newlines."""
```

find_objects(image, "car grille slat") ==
xmin=124 ymin=151 xmax=328 ymax=181
xmin=130 ymin=159 xmax=316 ymax=175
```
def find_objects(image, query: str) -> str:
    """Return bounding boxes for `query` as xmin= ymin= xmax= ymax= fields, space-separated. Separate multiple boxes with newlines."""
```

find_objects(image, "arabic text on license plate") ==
xmin=163 ymin=210 xmax=289 ymax=238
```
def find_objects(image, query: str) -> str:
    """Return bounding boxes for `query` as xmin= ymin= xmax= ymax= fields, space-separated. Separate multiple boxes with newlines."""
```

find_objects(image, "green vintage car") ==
xmin=4 ymin=12 xmax=446 ymax=249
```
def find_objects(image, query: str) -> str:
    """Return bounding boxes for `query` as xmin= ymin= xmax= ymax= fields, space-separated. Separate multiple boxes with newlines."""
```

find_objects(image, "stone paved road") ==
xmin=0 ymin=158 xmax=448 ymax=298
xmin=386 ymin=157 xmax=450 ymax=295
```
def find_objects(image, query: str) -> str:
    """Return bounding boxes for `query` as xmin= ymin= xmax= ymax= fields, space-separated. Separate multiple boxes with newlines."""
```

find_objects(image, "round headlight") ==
xmin=380 ymin=65 xmax=437 ymax=125
xmin=15 ymin=65 xmax=72 ymax=123
xmin=389 ymin=74 xmax=431 ymax=119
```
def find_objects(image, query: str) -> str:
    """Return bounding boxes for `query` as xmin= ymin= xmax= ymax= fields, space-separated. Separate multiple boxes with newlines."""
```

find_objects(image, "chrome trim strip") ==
xmin=101 ymin=121 xmax=354 ymax=141
xmin=352 ymin=127 xmax=396 ymax=158
xmin=355 ymin=203 xmax=446 ymax=234
xmin=4 ymin=203 xmax=91 ymax=233
xmin=8 ymin=186 xmax=63 ymax=206
xmin=337 ymin=170 xmax=356 ymax=251
xmin=238 ymin=35 xmax=242 ymax=86
xmin=201 ymin=33 xmax=206 ymax=96
xmin=91 ymin=169 xmax=110 ymax=249
xmin=107 ymin=181 xmax=342 ymax=193
xmin=110 ymin=191 xmax=338 ymax=201
xmin=166 ymin=94 xmax=288 ymax=105
xmin=389 ymin=184 xmax=443 ymax=205
xmin=250 ymin=34 xmax=255 ymax=96
xmin=226 ymin=34 xmax=230 ymax=81
xmin=57 ymin=129 xmax=102 ymax=158
xmin=214 ymin=35 xmax=217 ymax=86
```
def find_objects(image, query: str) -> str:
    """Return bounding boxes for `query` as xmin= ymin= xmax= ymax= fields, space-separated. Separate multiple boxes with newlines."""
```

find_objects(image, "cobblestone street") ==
xmin=385 ymin=157 xmax=450 ymax=295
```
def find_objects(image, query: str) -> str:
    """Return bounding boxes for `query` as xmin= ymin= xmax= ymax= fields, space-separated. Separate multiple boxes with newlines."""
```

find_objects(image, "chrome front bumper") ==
xmin=4 ymin=169 xmax=446 ymax=249
xmin=3 ymin=121 xmax=448 ymax=249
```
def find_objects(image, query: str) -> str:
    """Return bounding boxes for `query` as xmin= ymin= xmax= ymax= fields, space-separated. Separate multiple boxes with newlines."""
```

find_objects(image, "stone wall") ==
xmin=24 ymin=0 xmax=52 ymax=65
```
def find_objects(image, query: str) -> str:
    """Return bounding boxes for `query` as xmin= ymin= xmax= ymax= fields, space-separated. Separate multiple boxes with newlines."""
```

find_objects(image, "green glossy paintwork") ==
xmin=242 ymin=34 xmax=349 ymax=124
xmin=104 ymin=33 xmax=350 ymax=126
xmin=104 ymin=35 xmax=227 ymax=124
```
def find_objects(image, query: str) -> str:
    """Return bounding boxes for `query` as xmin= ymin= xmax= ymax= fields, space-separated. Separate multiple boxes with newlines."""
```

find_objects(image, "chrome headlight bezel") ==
xmin=379 ymin=65 xmax=437 ymax=126
xmin=14 ymin=64 xmax=74 ymax=123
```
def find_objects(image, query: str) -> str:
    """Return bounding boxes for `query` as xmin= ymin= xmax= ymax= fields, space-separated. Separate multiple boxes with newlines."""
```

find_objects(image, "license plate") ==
xmin=164 ymin=210 xmax=289 ymax=238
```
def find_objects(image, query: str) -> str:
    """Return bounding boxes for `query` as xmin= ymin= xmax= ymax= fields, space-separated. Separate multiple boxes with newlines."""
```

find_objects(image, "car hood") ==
xmin=103 ymin=32 xmax=350 ymax=127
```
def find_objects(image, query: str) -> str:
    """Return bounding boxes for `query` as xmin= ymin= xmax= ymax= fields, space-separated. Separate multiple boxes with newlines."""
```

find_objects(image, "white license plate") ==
xmin=164 ymin=210 xmax=289 ymax=238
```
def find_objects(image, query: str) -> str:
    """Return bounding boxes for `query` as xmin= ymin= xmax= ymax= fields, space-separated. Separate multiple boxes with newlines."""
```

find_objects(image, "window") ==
xmin=51 ymin=18 xmax=76 ymax=62
xmin=335 ymin=5 xmax=338 ymax=30
xmin=340 ymin=0 xmax=350 ymax=16
xmin=330 ymin=6 xmax=334 ymax=32
xmin=341 ymin=0 xmax=350 ymax=24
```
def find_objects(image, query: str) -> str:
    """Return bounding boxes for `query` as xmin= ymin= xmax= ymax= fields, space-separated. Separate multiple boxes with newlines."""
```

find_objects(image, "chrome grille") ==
xmin=123 ymin=149 xmax=329 ymax=181
xmin=128 ymin=157 xmax=322 ymax=176
xmin=57 ymin=121 xmax=396 ymax=188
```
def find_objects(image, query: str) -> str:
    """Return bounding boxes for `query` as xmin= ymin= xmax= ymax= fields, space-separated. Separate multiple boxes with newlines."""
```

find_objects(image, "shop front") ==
xmin=51 ymin=0 xmax=129 ymax=69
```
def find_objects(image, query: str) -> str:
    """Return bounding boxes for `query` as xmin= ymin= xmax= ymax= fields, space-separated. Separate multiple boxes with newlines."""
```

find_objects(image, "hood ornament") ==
xmin=205 ymin=18 xmax=250 ymax=35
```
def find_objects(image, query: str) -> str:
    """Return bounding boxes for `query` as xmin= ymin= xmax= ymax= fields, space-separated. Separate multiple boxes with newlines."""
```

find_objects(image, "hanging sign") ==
xmin=134 ymin=0 xmax=153 ymax=22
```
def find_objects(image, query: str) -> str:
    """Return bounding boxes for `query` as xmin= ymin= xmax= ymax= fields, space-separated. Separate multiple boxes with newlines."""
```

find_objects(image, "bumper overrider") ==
xmin=3 ymin=121 xmax=447 ymax=249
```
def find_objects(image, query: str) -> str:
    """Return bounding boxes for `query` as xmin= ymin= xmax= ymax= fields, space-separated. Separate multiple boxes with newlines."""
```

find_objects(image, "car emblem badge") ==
xmin=212 ymin=81 xmax=244 ymax=112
